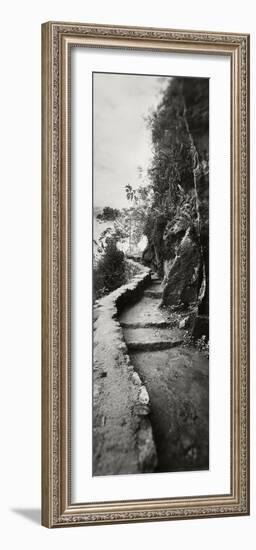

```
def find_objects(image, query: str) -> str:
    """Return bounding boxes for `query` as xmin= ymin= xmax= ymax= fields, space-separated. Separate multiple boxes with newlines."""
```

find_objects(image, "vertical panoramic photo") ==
xmin=93 ymin=72 xmax=209 ymax=476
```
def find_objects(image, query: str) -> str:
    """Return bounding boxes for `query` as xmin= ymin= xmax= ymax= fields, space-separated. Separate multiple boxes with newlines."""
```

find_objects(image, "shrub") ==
xmin=93 ymin=239 xmax=126 ymax=300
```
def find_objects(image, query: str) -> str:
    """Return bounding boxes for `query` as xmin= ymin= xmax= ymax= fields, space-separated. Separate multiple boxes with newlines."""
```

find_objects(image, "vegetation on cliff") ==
xmin=143 ymin=76 xmax=209 ymax=325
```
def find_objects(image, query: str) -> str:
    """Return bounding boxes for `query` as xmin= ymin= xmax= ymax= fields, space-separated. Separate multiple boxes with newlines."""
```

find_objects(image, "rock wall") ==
xmin=183 ymin=78 xmax=209 ymax=336
xmin=161 ymin=227 xmax=200 ymax=308
xmin=144 ymin=77 xmax=209 ymax=337
xmin=93 ymin=261 xmax=157 ymax=476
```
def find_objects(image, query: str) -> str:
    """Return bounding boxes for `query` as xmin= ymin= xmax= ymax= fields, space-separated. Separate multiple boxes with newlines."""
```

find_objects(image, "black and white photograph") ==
xmin=93 ymin=72 xmax=209 ymax=476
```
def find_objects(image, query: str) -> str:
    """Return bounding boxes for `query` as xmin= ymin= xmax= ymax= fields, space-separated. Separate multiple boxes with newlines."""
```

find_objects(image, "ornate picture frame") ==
xmin=42 ymin=21 xmax=250 ymax=527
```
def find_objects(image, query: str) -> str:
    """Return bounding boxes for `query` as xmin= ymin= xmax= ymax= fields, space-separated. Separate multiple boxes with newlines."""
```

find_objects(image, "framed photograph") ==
xmin=42 ymin=21 xmax=250 ymax=527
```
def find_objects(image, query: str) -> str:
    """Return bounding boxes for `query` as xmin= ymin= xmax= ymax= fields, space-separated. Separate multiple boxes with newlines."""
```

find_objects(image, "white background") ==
xmin=0 ymin=0 xmax=255 ymax=548
xmin=73 ymin=48 xmax=231 ymax=502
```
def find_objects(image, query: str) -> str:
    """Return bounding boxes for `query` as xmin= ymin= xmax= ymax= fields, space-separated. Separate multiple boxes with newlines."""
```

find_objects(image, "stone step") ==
xmin=120 ymin=320 xmax=176 ymax=329
xmin=123 ymin=327 xmax=184 ymax=352
xmin=119 ymin=296 xmax=175 ymax=326
xmin=127 ymin=340 xmax=184 ymax=352
xmin=144 ymin=289 xmax=163 ymax=298
xmin=150 ymin=274 xmax=161 ymax=281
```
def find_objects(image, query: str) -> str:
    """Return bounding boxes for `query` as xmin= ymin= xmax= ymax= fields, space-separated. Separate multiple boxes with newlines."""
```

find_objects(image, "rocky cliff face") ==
xmin=143 ymin=77 xmax=209 ymax=338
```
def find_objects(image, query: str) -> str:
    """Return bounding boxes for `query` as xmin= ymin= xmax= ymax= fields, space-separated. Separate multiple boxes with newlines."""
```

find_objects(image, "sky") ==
xmin=93 ymin=73 xmax=171 ymax=209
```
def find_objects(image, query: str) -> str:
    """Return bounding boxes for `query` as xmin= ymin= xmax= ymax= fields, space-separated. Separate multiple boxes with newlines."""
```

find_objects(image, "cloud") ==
xmin=93 ymin=73 xmax=171 ymax=208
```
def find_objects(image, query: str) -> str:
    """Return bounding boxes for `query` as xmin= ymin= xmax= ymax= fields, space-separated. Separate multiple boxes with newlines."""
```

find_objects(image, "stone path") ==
xmin=119 ymin=275 xmax=209 ymax=473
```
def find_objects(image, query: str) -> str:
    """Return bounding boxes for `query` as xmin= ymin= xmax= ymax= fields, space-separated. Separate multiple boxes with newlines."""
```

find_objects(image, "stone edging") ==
xmin=93 ymin=261 xmax=157 ymax=475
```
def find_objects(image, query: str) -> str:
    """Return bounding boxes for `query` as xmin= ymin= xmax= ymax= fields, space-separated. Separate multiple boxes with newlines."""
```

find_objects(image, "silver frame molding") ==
xmin=42 ymin=21 xmax=250 ymax=528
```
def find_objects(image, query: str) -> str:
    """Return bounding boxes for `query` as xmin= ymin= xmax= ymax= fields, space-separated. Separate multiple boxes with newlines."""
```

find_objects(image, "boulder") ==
xmin=161 ymin=228 xmax=200 ymax=308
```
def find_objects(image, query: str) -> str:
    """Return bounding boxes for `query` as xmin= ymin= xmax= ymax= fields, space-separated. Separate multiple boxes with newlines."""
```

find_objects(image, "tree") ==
xmin=124 ymin=183 xmax=152 ymax=253
xmin=93 ymin=238 xmax=126 ymax=300
xmin=96 ymin=206 xmax=120 ymax=221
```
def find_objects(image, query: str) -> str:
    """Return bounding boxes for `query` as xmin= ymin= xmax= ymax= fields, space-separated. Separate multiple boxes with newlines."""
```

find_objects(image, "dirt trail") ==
xmin=119 ymin=275 xmax=209 ymax=473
